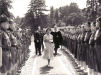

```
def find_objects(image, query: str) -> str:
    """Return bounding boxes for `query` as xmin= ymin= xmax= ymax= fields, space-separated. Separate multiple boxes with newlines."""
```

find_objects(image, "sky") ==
xmin=10 ymin=0 xmax=87 ymax=17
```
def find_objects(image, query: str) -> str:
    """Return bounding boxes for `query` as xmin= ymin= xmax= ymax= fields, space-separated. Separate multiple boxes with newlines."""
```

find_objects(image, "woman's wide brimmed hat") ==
xmin=46 ymin=27 xmax=51 ymax=32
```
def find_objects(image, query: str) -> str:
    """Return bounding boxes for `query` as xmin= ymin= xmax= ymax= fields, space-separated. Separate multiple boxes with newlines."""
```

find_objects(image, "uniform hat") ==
xmin=0 ymin=15 xmax=8 ymax=24
xmin=96 ymin=17 xmax=101 ymax=27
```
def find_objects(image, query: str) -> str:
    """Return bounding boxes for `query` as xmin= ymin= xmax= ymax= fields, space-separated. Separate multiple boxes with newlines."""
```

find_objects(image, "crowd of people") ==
xmin=0 ymin=15 xmax=31 ymax=75
xmin=62 ymin=17 xmax=101 ymax=75
xmin=33 ymin=17 xmax=101 ymax=75
xmin=1 ymin=13 xmax=101 ymax=75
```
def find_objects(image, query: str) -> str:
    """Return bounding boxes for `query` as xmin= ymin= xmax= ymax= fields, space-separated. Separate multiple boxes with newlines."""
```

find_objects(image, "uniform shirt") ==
xmin=95 ymin=29 xmax=101 ymax=45
xmin=84 ymin=30 xmax=91 ymax=44
xmin=1 ymin=30 xmax=11 ymax=50
xmin=89 ymin=31 xmax=96 ymax=45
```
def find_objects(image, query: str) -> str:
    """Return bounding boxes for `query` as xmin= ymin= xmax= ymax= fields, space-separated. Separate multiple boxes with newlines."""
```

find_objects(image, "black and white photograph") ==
xmin=0 ymin=0 xmax=101 ymax=75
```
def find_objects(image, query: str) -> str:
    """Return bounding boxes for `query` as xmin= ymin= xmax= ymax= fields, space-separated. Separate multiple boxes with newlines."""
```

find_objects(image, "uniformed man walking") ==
xmin=34 ymin=26 xmax=43 ymax=56
xmin=51 ymin=25 xmax=63 ymax=55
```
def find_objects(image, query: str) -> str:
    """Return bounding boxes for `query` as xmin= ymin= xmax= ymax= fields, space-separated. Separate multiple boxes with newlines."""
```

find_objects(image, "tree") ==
xmin=0 ymin=0 xmax=12 ymax=18
xmin=22 ymin=0 xmax=48 ymax=32
xmin=22 ymin=10 xmax=36 ymax=32
xmin=59 ymin=6 xmax=69 ymax=19
xmin=55 ymin=3 xmax=86 ymax=26
xmin=50 ymin=6 xmax=55 ymax=27
xmin=69 ymin=3 xmax=80 ymax=14
xmin=86 ymin=0 xmax=98 ymax=21
xmin=29 ymin=0 xmax=46 ymax=18
xmin=54 ymin=9 xmax=59 ymax=23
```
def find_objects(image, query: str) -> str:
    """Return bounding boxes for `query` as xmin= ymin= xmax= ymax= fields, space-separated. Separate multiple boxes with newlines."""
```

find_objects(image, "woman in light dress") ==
xmin=43 ymin=28 xmax=54 ymax=66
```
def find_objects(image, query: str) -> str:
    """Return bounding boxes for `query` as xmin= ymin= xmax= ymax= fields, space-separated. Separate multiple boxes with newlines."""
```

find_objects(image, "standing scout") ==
xmin=0 ymin=16 xmax=12 ymax=73
xmin=94 ymin=17 xmax=101 ymax=75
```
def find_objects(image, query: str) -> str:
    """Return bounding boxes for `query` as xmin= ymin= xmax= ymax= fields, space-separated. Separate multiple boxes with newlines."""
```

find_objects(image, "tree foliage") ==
xmin=0 ymin=0 xmax=12 ymax=18
xmin=85 ymin=0 xmax=101 ymax=21
xmin=22 ymin=0 xmax=48 ymax=32
xmin=51 ymin=3 xmax=86 ymax=26
xmin=50 ymin=6 xmax=55 ymax=27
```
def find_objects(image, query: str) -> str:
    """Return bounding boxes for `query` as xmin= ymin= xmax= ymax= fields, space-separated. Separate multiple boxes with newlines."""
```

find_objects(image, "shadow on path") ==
xmin=40 ymin=65 xmax=53 ymax=74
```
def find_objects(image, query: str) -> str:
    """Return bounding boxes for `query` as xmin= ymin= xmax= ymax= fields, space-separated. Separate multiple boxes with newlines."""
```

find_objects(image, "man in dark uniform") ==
xmin=34 ymin=26 xmax=43 ymax=56
xmin=51 ymin=25 xmax=63 ymax=55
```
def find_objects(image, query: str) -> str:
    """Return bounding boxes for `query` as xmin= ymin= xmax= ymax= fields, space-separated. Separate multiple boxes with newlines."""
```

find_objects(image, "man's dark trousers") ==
xmin=35 ymin=42 xmax=41 ymax=55
xmin=54 ymin=43 xmax=59 ymax=55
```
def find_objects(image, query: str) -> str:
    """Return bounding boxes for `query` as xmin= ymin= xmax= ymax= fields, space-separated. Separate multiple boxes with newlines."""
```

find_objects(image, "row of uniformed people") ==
xmin=0 ymin=16 xmax=31 ymax=75
xmin=62 ymin=17 xmax=101 ymax=75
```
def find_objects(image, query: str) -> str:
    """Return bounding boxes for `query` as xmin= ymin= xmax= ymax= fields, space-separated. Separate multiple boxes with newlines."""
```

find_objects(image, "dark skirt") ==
xmin=95 ymin=45 xmax=101 ymax=72
xmin=83 ymin=43 xmax=89 ymax=65
xmin=88 ymin=46 xmax=95 ymax=69
xmin=80 ymin=42 xmax=86 ymax=62
xmin=77 ymin=42 xmax=82 ymax=61
xmin=0 ymin=50 xmax=11 ymax=73
xmin=11 ymin=47 xmax=17 ymax=64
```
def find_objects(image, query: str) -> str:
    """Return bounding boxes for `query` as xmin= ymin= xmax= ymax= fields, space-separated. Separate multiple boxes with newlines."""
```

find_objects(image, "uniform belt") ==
xmin=2 ymin=48 xmax=9 ymax=51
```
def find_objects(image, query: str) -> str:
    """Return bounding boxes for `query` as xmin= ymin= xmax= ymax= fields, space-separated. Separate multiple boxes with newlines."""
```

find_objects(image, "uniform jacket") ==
xmin=51 ymin=31 xmax=63 ymax=45
xmin=34 ymin=30 xmax=43 ymax=44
